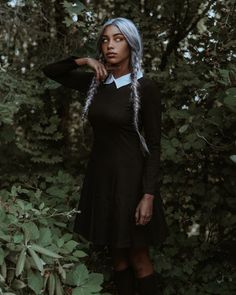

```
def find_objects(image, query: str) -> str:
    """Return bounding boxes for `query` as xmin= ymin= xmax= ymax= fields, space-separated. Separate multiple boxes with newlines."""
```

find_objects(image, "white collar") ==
xmin=103 ymin=70 xmax=143 ymax=88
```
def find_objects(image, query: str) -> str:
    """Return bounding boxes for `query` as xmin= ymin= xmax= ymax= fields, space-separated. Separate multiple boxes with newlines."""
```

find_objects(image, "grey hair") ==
xmin=81 ymin=17 xmax=150 ymax=156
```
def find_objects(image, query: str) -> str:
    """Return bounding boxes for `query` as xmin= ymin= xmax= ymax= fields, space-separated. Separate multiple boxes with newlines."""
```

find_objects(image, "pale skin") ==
xmin=75 ymin=25 xmax=156 ymax=278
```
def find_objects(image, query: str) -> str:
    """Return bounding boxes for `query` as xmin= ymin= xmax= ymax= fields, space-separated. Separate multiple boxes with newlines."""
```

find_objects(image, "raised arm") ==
xmin=42 ymin=55 xmax=109 ymax=94
xmin=41 ymin=56 xmax=94 ymax=93
xmin=140 ymin=79 xmax=162 ymax=198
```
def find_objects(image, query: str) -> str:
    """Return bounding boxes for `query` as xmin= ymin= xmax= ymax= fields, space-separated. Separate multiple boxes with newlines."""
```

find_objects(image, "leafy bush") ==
xmin=0 ymin=182 xmax=105 ymax=295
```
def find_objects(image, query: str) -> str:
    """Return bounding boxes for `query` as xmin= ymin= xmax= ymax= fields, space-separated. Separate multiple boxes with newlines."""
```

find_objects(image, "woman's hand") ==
xmin=135 ymin=194 xmax=154 ymax=226
xmin=75 ymin=57 xmax=108 ymax=81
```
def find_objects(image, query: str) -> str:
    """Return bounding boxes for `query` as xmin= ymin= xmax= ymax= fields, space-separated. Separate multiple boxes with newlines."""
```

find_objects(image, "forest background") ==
xmin=0 ymin=0 xmax=235 ymax=294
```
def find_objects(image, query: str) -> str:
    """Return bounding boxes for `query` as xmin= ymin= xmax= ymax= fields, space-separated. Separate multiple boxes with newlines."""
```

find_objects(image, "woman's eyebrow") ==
xmin=102 ymin=33 xmax=123 ymax=37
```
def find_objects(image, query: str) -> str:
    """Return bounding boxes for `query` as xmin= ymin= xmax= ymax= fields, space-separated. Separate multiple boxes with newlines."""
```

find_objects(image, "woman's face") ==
xmin=101 ymin=25 xmax=130 ymax=67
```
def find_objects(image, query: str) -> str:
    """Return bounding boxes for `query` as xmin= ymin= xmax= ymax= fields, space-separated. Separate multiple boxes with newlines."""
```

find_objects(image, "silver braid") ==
xmin=81 ymin=54 xmax=105 ymax=121
xmin=81 ymin=77 xmax=100 ymax=121
xmin=130 ymin=53 xmax=150 ymax=156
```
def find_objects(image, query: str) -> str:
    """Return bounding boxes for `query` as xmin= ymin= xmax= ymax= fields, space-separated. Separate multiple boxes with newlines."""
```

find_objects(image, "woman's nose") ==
xmin=107 ymin=40 xmax=114 ymax=49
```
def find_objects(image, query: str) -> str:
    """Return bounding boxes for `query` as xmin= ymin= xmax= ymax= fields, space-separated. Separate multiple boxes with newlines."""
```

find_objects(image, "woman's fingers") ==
xmin=138 ymin=210 xmax=152 ymax=225
xmin=140 ymin=214 xmax=147 ymax=225
xmin=95 ymin=65 xmax=107 ymax=81
xmin=140 ymin=214 xmax=152 ymax=225
xmin=99 ymin=64 xmax=108 ymax=80
xmin=101 ymin=65 xmax=108 ymax=79
xmin=99 ymin=66 xmax=105 ymax=79
xmin=135 ymin=200 xmax=153 ymax=225
xmin=87 ymin=58 xmax=111 ymax=80
xmin=95 ymin=66 xmax=101 ymax=80
xmin=86 ymin=59 xmax=106 ymax=81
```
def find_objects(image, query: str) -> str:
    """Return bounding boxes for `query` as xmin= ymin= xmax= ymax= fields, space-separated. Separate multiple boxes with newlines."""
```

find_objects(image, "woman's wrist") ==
xmin=143 ymin=193 xmax=154 ymax=200
xmin=74 ymin=57 xmax=88 ymax=66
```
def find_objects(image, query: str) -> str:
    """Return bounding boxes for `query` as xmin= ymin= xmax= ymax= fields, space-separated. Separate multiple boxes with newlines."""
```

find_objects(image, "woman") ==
xmin=42 ymin=17 xmax=169 ymax=295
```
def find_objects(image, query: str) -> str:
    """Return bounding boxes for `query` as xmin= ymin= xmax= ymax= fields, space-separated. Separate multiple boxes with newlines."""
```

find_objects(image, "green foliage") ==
xmin=0 ymin=182 xmax=105 ymax=294
xmin=63 ymin=0 xmax=86 ymax=27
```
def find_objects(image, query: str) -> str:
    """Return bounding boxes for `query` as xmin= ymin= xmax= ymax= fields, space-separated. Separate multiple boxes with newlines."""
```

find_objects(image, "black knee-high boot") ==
xmin=136 ymin=272 xmax=163 ymax=295
xmin=113 ymin=266 xmax=136 ymax=295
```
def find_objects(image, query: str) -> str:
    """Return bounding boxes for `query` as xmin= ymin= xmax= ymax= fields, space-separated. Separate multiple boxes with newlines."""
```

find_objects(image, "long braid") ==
xmin=81 ymin=54 xmax=105 ymax=121
xmin=81 ymin=77 xmax=99 ymax=121
xmin=130 ymin=53 xmax=150 ymax=156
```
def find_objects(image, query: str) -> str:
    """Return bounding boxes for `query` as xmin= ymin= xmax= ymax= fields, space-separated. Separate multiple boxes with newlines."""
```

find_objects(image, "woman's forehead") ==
xmin=102 ymin=25 xmax=123 ymax=37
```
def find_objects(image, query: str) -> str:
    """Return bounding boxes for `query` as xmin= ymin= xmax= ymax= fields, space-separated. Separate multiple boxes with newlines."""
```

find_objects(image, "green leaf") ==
xmin=0 ymin=125 xmax=15 ymax=143
xmin=39 ymin=227 xmax=52 ymax=246
xmin=66 ymin=264 xmax=89 ymax=286
xmin=28 ymin=247 xmax=44 ymax=272
xmin=0 ymin=231 xmax=10 ymax=243
xmin=13 ymin=234 xmax=24 ymax=244
xmin=62 ymin=233 xmax=73 ymax=242
xmin=22 ymin=222 xmax=40 ymax=241
xmin=0 ymin=247 xmax=5 ymax=265
xmin=48 ymin=273 xmax=56 ymax=295
xmin=15 ymin=247 xmax=26 ymax=277
xmin=64 ymin=240 xmax=78 ymax=253
xmin=86 ymin=273 xmax=103 ymax=292
xmin=58 ymin=263 xmax=66 ymax=281
xmin=1 ymin=259 xmax=7 ymax=279
xmin=230 ymin=155 xmax=236 ymax=163
xmin=27 ymin=270 xmax=44 ymax=295
xmin=57 ymin=238 xmax=64 ymax=248
xmin=179 ymin=124 xmax=189 ymax=133
xmin=73 ymin=250 xmax=88 ymax=258
xmin=72 ymin=287 xmax=91 ymax=295
xmin=46 ymin=186 xmax=66 ymax=198
xmin=224 ymin=88 xmax=236 ymax=106
xmin=11 ymin=279 xmax=27 ymax=289
xmin=219 ymin=69 xmax=230 ymax=84
xmin=0 ymin=207 xmax=6 ymax=223
xmin=35 ymin=189 xmax=42 ymax=199
xmin=55 ymin=273 xmax=64 ymax=295
xmin=62 ymin=16 xmax=74 ymax=27
xmin=31 ymin=243 xmax=63 ymax=259
xmin=16 ymin=199 xmax=25 ymax=210
xmin=0 ymin=273 xmax=5 ymax=283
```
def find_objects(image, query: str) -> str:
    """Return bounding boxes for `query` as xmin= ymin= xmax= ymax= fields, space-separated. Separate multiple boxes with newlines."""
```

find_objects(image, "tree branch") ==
xmin=159 ymin=0 xmax=217 ymax=71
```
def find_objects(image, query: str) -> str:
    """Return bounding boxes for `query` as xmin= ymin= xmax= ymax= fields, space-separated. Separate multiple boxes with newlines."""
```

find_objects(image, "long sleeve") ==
xmin=41 ymin=55 xmax=94 ymax=93
xmin=140 ymin=80 xmax=162 ymax=197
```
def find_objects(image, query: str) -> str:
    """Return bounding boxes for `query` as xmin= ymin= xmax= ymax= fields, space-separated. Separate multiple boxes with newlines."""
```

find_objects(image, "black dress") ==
xmin=42 ymin=56 xmax=169 ymax=248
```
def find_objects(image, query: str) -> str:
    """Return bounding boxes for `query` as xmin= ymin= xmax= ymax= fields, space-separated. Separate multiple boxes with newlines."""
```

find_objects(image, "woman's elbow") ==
xmin=41 ymin=65 xmax=55 ymax=79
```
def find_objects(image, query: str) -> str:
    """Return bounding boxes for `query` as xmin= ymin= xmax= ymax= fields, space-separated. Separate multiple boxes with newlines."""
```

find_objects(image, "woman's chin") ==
xmin=106 ymin=62 xmax=121 ymax=71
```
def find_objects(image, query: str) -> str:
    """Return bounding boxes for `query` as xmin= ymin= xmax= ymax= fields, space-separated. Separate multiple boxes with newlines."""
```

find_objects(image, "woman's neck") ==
xmin=107 ymin=59 xmax=131 ymax=79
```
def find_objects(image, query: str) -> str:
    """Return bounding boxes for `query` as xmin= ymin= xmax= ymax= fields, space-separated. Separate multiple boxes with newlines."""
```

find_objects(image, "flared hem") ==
xmin=74 ymin=230 xmax=169 ymax=249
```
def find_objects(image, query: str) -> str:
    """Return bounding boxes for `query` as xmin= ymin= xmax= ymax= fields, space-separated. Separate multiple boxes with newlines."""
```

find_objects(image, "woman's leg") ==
xmin=128 ymin=246 xmax=154 ymax=278
xmin=111 ymin=247 xmax=129 ymax=271
xmin=129 ymin=246 xmax=162 ymax=295
xmin=110 ymin=247 xmax=136 ymax=295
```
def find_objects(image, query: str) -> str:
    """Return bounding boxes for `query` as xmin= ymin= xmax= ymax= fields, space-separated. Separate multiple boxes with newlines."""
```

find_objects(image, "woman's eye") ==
xmin=101 ymin=38 xmax=123 ymax=43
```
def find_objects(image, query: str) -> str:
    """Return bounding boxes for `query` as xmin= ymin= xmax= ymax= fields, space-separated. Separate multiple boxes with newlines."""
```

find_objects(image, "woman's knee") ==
xmin=128 ymin=246 xmax=152 ymax=274
xmin=110 ymin=247 xmax=130 ymax=271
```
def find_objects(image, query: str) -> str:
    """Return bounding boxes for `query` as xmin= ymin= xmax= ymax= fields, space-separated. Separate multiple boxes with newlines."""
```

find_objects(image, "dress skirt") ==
xmin=73 ymin=129 xmax=169 ymax=248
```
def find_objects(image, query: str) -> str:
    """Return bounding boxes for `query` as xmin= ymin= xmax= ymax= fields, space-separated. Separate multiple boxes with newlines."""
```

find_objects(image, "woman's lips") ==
xmin=106 ymin=53 xmax=117 ymax=57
